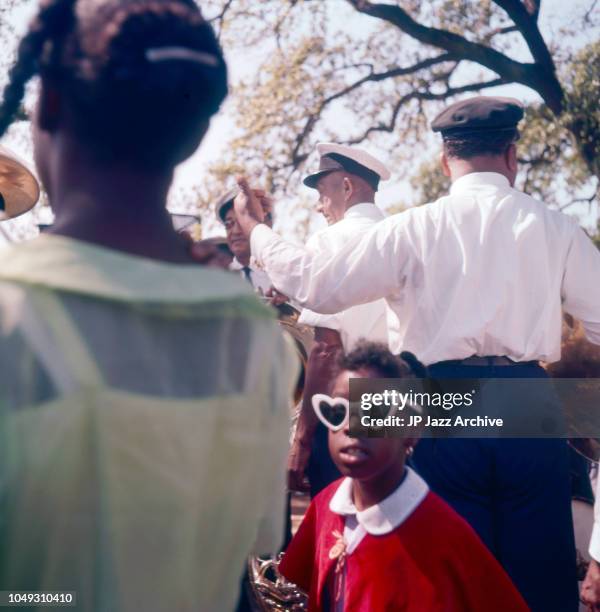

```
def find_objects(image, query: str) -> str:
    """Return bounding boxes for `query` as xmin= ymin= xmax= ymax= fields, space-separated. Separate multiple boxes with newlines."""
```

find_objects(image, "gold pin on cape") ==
xmin=329 ymin=530 xmax=346 ymax=560
xmin=329 ymin=530 xmax=347 ymax=602
xmin=0 ymin=145 xmax=40 ymax=221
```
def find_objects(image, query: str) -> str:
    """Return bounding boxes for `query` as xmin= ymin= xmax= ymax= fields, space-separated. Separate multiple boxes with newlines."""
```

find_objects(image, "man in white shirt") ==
xmin=288 ymin=143 xmax=390 ymax=497
xmin=235 ymin=96 xmax=600 ymax=611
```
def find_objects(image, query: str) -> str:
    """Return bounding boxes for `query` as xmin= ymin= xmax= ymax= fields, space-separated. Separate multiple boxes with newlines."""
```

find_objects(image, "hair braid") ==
xmin=0 ymin=0 xmax=77 ymax=138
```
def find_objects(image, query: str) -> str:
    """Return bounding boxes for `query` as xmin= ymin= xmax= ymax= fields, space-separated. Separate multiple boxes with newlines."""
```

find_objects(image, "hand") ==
xmin=582 ymin=558 xmax=600 ymax=610
xmin=266 ymin=286 xmax=289 ymax=306
xmin=234 ymin=177 xmax=265 ymax=236
xmin=287 ymin=435 xmax=312 ymax=492
xmin=189 ymin=239 xmax=227 ymax=267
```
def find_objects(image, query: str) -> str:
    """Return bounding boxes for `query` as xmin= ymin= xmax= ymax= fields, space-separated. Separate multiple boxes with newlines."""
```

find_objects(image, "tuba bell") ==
xmin=274 ymin=301 xmax=314 ymax=405
xmin=246 ymin=555 xmax=307 ymax=611
xmin=244 ymin=301 xmax=312 ymax=611
xmin=0 ymin=145 xmax=40 ymax=221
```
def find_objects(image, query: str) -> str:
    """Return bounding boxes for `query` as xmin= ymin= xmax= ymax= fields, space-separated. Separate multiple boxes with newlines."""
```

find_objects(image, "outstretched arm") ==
xmin=234 ymin=177 xmax=412 ymax=314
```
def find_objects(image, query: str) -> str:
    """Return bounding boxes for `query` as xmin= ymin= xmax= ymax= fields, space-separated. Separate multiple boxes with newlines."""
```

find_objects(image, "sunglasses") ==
xmin=312 ymin=394 xmax=349 ymax=432
xmin=312 ymin=393 xmax=422 ymax=433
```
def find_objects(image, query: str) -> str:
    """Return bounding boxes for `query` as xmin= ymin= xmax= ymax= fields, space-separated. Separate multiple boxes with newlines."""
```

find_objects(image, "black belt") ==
xmin=435 ymin=356 xmax=539 ymax=367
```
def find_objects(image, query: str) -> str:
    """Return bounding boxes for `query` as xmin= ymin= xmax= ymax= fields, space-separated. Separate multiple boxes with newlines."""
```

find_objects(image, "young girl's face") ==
xmin=327 ymin=368 xmax=414 ymax=482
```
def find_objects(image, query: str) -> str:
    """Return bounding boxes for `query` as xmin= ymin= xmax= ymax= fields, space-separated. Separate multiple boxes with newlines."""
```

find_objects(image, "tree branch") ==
xmin=322 ymin=52 xmax=457 ymax=107
xmin=492 ymin=0 xmax=555 ymax=69
xmin=207 ymin=0 xmax=235 ymax=40
xmin=560 ymin=189 xmax=598 ymax=212
xmin=523 ymin=0 xmax=541 ymax=20
xmin=584 ymin=0 xmax=599 ymax=22
xmin=344 ymin=0 xmax=564 ymax=113
xmin=288 ymin=53 xmax=457 ymax=167
xmin=343 ymin=77 xmax=507 ymax=146
xmin=488 ymin=25 xmax=519 ymax=39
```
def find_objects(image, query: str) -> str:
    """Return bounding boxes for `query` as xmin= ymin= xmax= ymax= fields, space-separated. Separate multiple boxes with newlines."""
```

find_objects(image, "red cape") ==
xmin=280 ymin=480 xmax=529 ymax=611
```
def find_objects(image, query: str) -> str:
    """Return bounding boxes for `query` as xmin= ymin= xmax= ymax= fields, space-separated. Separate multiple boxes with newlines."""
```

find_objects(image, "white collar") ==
xmin=450 ymin=172 xmax=510 ymax=196
xmin=343 ymin=202 xmax=384 ymax=222
xmin=329 ymin=467 xmax=429 ymax=535
xmin=229 ymin=258 xmax=244 ymax=272
xmin=230 ymin=257 xmax=263 ymax=273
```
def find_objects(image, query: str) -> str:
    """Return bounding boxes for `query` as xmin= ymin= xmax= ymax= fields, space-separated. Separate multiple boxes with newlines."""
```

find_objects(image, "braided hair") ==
xmin=0 ymin=0 xmax=227 ymax=169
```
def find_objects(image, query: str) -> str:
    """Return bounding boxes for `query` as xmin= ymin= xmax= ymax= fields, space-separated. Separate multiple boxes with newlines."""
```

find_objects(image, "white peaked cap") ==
xmin=317 ymin=142 xmax=391 ymax=180
xmin=303 ymin=142 xmax=391 ymax=189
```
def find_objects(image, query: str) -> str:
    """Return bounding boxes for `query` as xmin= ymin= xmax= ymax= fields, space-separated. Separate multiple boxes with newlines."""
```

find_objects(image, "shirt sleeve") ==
xmin=250 ymin=216 xmax=411 ymax=315
xmin=562 ymin=226 xmax=600 ymax=345
xmin=298 ymin=308 xmax=343 ymax=332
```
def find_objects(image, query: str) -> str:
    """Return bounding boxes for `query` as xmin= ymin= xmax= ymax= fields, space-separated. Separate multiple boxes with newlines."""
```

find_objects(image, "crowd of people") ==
xmin=0 ymin=1 xmax=600 ymax=611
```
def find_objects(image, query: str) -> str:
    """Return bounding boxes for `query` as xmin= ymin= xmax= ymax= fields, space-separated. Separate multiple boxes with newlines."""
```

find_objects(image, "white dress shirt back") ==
xmin=251 ymin=172 xmax=600 ymax=364
xmin=298 ymin=203 xmax=389 ymax=351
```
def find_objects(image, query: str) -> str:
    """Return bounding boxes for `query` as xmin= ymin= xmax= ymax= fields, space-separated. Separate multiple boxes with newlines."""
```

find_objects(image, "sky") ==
xmin=0 ymin=0 xmax=598 ymax=240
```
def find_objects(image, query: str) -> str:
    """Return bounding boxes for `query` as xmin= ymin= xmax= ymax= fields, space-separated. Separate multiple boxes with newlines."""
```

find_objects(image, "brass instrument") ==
xmin=0 ymin=145 xmax=40 ymax=220
xmin=246 ymin=555 xmax=307 ymax=611
xmin=274 ymin=302 xmax=314 ymax=405
xmin=245 ymin=302 xmax=312 ymax=611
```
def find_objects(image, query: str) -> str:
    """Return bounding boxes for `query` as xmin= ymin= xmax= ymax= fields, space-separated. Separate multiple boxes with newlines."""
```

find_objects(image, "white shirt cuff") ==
xmin=250 ymin=223 xmax=277 ymax=265
xmin=589 ymin=520 xmax=600 ymax=562
xmin=298 ymin=309 xmax=342 ymax=331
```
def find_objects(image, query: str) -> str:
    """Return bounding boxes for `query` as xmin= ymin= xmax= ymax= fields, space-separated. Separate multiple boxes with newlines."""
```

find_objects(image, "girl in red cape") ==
xmin=279 ymin=342 xmax=529 ymax=611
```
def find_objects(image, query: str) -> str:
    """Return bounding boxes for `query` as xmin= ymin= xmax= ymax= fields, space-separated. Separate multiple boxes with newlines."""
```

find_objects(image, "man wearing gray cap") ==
xmin=234 ymin=96 xmax=600 ymax=610
xmin=289 ymin=143 xmax=390 ymax=497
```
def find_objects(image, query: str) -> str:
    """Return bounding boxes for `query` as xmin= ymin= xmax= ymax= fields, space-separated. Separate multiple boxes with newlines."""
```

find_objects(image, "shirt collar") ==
xmin=229 ymin=258 xmax=244 ymax=271
xmin=230 ymin=257 xmax=262 ymax=273
xmin=343 ymin=202 xmax=384 ymax=222
xmin=449 ymin=172 xmax=510 ymax=196
xmin=329 ymin=467 xmax=429 ymax=535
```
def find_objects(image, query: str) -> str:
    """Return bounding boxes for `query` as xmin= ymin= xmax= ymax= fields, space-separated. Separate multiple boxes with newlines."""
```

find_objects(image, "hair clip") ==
xmin=145 ymin=47 xmax=220 ymax=67
xmin=312 ymin=394 xmax=349 ymax=432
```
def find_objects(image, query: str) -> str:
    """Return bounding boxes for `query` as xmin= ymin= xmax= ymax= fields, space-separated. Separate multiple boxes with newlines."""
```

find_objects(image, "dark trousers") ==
xmin=411 ymin=361 xmax=578 ymax=612
xmin=306 ymin=422 xmax=341 ymax=499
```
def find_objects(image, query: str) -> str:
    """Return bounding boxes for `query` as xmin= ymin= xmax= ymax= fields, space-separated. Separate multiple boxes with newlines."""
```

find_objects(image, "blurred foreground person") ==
xmin=0 ymin=1 xmax=297 ymax=611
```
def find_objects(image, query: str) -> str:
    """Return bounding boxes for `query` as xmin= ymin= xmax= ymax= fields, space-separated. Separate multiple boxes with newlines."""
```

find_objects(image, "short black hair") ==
xmin=443 ymin=128 xmax=519 ymax=160
xmin=338 ymin=341 xmax=427 ymax=379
